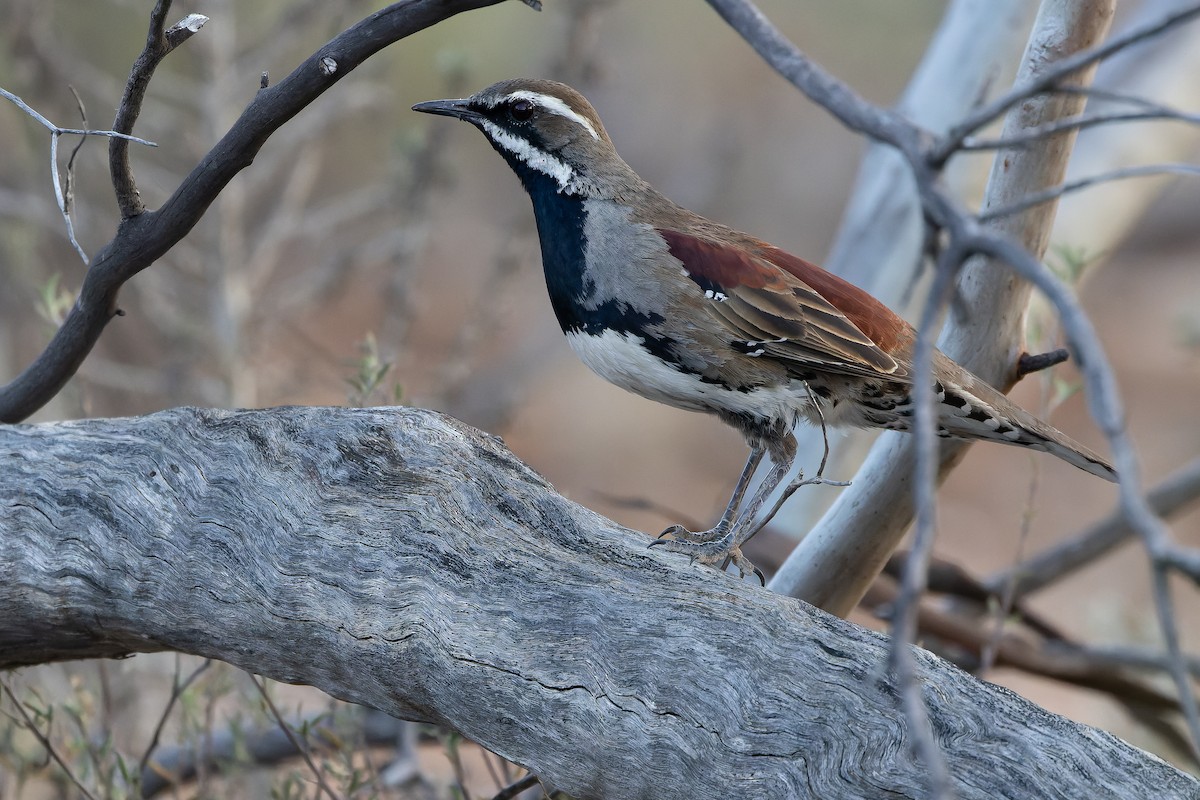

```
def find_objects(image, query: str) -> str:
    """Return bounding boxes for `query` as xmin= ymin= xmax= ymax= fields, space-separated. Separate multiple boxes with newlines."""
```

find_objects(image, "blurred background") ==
xmin=2 ymin=0 xmax=1199 ymax=796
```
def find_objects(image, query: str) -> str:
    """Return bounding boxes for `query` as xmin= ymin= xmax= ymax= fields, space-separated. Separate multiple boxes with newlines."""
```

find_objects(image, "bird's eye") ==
xmin=509 ymin=99 xmax=534 ymax=121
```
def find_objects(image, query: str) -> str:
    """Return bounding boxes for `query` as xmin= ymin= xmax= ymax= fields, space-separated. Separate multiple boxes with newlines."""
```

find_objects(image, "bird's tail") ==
xmin=934 ymin=354 xmax=1117 ymax=483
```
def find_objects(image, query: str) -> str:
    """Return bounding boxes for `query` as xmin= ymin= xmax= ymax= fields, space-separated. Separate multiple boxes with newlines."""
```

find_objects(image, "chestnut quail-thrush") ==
xmin=413 ymin=79 xmax=1116 ymax=577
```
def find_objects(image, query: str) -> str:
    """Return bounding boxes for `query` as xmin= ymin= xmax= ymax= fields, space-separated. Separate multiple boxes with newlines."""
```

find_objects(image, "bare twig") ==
xmin=491 ymin=773 xmax=539 ymax=800
xmin=745 ymin=383 xmax=851 ymax=539
xmin=0 ymin=0 xmax=533 ymax=425
xmin=109 ymin=4 xmax=209 ymax=217
xmin=962 ymin=107 xmax=1200 ymax=151
xmin=63 ymin=86 xmax=88 ymax=221
xmin=986 ymin=457 xmax=1200 ymax=599
xmin=888 ymin=240 xmax=965 ymax=800
xmin=137 ymin=657 xmax=213 ymax=782
xmin=249 ymin=674 xmax=343 ymax=800
xmin=443 ymin=730 xmax=474 ymax=800
xmin=0 ymin=88 xmax=157 ymax=145
xmin=1063 ymin=641 xmax=1200 ymax=680
xmin=0 ymin=680 xmax=100 ymax=800
xmin=934 ymin=1 xmax=1200 ymax=162
xmin=47 ymin=131 xmax=86 ymax=264
xmin=979 ymin=162 xmax=1200 ymax=222
xmin=1 ymin=86 xmax=158 ymax=263
xmin=1016 ymin=348 xmax=1070 ymax=377
xmin=138 ymin=708 xmax=406 ymax=799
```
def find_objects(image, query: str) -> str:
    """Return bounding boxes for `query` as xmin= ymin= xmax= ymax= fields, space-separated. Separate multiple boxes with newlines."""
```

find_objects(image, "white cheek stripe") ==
xmin=480 ymin=120 xmax=577 ymax=192
xmin=506 ymin=91 xmax=601 ymax=141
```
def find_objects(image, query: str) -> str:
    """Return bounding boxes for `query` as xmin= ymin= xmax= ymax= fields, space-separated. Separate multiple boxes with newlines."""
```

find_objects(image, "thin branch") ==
xmin=0 ymin=680 xmax=100 ymax=800
xmin=934 ymin=1 xmax=1200 ymax=162
xmin=64 ymin=87 xmax=89 ymax=224
xmin=979 ymin=162 xmax=1200 ymax=222
xmin=0 ymin=0 xmax=532 ymax=425
xmin=249 ymin=675 xmax=343 ymax=800
xmin=0 ymin=86 xmax=159 ymax=145
xmin=1 ymin=86 xmax=158 ymax=263
xmin=137 ymin=657 xmax=213 ymax=781
xmin=962 ymin=107 xmax=1200 ymax=151
xmin=888 ymin=240 xmax=964 ymax=800
xmin=1163 ymin=545 xmax=1200 ymax=584
xmin=109 ymin=4 xmax=209 ymax=217
xmin=1055 ymin=83 xmax=1197 ymax=113
xmin=491 ymin=773 xmax=539 ymax=800
xmin=48 ymin=131 xmax=87 ymax=264
xmin=981 ymin=436 xmax=1041 ymax=674
xmin=1016 ymin=348 xmax=1070 ymax=378
xmin=965 ymin=228 xmax=1200 ymax=762
xmin=1065 ymin=642 xmax=1200 ymax=681
xmin=746 ymin=384 xmax=851 ymax=537
xmin=138 ymin=709 xmax=406 ymax=799
xmin=986 ymin=457 xmax=1200 ymax=599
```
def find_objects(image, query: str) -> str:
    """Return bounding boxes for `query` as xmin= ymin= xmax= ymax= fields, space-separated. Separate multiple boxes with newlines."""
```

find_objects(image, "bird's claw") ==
xmin=650 ymin=527 xmax=763 ymax=584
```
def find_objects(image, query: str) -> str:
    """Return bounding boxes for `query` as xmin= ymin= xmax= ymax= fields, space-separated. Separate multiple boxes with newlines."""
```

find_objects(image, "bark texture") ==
xmin=1 ymin=406 xmax=1193 ymax=799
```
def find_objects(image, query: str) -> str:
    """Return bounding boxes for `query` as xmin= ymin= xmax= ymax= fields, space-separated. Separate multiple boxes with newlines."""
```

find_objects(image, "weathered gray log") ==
xmin=1 ymin=407 xmax=1193 ymax=799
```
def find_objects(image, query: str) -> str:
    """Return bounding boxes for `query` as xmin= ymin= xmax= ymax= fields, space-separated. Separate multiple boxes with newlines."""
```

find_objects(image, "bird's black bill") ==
xmin=411 ymin=98 xmax=480 ymax=122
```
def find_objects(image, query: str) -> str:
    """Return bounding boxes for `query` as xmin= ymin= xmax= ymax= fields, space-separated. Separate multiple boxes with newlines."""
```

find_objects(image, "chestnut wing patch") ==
xmin=659 ymin=229 xmax=907 ymax=379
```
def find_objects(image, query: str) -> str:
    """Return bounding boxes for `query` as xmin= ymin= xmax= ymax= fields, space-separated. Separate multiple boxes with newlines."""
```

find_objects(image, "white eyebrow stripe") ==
xmin=506 ymin=90 xmax=601 ymax=141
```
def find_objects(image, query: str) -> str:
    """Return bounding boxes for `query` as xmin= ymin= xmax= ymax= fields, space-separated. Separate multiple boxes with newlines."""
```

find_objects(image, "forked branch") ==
xmin=0 ymin=0 xmax=534 ymax=424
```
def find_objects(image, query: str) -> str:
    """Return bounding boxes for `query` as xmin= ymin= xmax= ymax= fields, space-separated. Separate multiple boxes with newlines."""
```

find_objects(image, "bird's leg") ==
xmin=650 ymin=434 xmax=797 ymax=581
xmin=721 ymin=432 xmax=798 ymax=548
xmin=734 ymin=387 xmax=848 ymax=551
xmin=656 ymin=445 xmax=765 ymax=542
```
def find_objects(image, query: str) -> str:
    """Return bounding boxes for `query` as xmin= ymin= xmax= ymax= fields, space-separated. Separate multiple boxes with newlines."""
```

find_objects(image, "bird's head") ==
xmin=413 ymin=78 xmax=630 ymax=197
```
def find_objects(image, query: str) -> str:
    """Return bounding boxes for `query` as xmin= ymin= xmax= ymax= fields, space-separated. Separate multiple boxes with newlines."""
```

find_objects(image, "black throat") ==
xmin=510 ymin=163 xmax=591 ymax=333
xmin=493 ymin=145 xmax=687 ymax=363
xmin=498 ymin=144 xmax=769 ymax=410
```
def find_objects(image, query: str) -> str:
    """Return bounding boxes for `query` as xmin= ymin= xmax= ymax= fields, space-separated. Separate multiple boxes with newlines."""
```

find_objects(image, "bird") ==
xmin=412 ymin=78 xmax=1116 ymax=579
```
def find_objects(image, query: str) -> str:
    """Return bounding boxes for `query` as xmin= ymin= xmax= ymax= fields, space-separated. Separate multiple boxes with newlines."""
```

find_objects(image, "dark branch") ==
xmin=491 ymin=774 xmax=540 ymax=800
xmin=109 ymin=2 xmax=208 ymax=218
xmin=1016 ymin=348 xmax=1070 ymax=378
xmin=0 ymin=0 xmax=530 ymax=424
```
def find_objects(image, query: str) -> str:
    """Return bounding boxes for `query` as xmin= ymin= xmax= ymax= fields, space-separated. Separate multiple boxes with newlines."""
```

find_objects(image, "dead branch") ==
xmin=987 ymin=457 xmax=1200 ymax=599
xmin=2 ymin=406 xmax=1197 ymax=800
xmin=0 ymin=0 xmax=533 ymax=425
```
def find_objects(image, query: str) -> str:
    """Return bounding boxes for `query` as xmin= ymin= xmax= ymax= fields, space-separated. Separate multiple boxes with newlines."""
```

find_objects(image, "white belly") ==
xmin=564 ymin=329 xmax=813 ymax=425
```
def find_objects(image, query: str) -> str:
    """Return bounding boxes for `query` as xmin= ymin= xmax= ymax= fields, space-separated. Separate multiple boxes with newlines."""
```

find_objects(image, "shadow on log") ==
xmin=1 ymin=406 xmax=1194 ymax=798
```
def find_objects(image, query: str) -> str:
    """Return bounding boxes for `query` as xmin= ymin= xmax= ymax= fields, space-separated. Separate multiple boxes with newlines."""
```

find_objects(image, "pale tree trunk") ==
xmin=774 ymin=0 xmax=1118 ymax=614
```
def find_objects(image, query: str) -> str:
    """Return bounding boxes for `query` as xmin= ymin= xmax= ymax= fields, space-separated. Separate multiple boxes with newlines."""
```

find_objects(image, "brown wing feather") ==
xmin=659 ymin=229 xmax=911 ymax=379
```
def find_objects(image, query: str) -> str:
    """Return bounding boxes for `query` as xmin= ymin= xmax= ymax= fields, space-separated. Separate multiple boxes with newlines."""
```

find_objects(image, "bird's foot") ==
xmin=654 ymin=521 xmax=729 ymax=543
xmin=649 ymin=529 xmax=764 ymax=585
